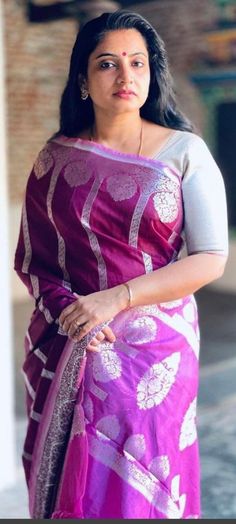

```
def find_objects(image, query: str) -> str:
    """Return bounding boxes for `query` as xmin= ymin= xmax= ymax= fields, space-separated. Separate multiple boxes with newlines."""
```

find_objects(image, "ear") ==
xmin=78 ymin=74 xmax=88 ymax=90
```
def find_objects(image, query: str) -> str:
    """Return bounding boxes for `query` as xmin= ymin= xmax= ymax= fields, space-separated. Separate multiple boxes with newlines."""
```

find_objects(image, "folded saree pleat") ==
xmin=15 ymin=136 xmax=201 ymax=519
xmin=52 ymin=404 xmax=89 ymax=519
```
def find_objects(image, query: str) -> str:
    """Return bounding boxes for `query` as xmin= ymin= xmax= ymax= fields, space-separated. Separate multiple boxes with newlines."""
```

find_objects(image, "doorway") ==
xmin=217 ymin=101 xmax=236 ymax=227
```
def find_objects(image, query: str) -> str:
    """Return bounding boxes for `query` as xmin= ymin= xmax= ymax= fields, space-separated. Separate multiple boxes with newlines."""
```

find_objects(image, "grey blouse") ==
xmin=155 ymin=130 xmax=229 ymax=257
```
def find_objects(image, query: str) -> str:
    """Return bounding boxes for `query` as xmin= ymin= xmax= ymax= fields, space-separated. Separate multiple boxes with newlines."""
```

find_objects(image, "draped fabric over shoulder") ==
xmin=15 ymin=134 xmax=204 ymax=519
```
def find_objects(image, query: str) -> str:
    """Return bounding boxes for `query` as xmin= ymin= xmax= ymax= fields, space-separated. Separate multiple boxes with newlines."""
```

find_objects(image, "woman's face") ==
xmin=85 ymin=29 xmax=150 ymax=116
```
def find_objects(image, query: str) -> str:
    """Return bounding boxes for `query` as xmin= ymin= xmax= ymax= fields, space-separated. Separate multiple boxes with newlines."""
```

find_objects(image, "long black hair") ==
xmin=56 ymin=10 xmax=194 ymax=137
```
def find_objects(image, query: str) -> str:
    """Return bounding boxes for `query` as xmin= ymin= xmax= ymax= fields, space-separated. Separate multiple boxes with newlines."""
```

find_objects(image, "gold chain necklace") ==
xmin=89 ymin=121 xmax=143 ymax=156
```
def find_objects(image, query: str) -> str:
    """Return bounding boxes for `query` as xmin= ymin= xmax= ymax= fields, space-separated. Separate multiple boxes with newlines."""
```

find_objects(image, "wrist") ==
xmin=116 ymin=282 xmax=132 ymax=311
xmin=123 ymin=282 xmax=133 ymax=309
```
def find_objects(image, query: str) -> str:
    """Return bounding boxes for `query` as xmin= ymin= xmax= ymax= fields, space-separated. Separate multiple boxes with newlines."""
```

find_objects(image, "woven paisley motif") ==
xmin=179 ymin=398 xmax=197 ymax=451
xmin=34 ymin=148 xmax=54 ymax=179
xmin=106 ymin=173 xmax=137 ymax=201
xmin=92 ymin=346 xmax=122 ymax=383
xmin=124 ymin=434 xmax=146 ymax=461
xmin=64 ymin=160 xmax=91 ymax=187
xmin=96 ymin=414 xmax=120 ymax=441
xmin=153 ymin=175 xmax=179 ymax=223
xmin=124 ymin=316 xmax=157 ymax=345
xmin=148 ymin=455 xmax=170 ymax=481
xmin=137 ymin=352 xmax=181 ymax=410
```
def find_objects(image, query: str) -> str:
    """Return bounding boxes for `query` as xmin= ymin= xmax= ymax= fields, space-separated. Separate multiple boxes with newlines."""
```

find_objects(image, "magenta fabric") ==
xmin=15 ymin=136 xmax=200 ymax=519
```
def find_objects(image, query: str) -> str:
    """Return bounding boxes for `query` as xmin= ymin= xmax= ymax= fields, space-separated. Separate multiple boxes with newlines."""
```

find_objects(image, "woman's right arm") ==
xmin=14 ymin=199 xmax=77 ymax=324
xmin=14 ymin=146 xmax=78 ymax=324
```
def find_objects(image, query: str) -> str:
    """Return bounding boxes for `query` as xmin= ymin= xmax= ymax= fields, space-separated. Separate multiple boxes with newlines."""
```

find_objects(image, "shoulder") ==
xmin=178 ymin=130 xmax=213 ymax=155
xmin=166 ymin=130 xmax=217 ymax=170
xmin=33 ymin=135 xmax=80 ymax=179
xmin=178 ymin=131 xmax=218 ymax=169
xmin=154 ymin=128 xmax=222 ymax=182
xmin=166 ymin=129 xmax=209 ymax=152
xmin=178 ymin=132 xmax=223 ymax=184
xmin=31 ymin=137 xmax=65 ymax=182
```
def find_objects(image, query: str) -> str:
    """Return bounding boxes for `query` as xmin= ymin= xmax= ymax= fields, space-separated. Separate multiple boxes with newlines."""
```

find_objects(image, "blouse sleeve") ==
xmin=182 ymin=135 xmax=229 ymax=257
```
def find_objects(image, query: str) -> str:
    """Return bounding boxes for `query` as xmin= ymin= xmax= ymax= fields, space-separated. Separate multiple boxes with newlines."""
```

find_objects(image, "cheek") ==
xmin=88 ymin=74 xmax=113 ymax=95
xmin=140 ymin=74 xmax=150 ymax=96
xmin=136 ymin=68 xmax=150 ymax=85
xmin=144 ymin=70 xmax=151 ymax=85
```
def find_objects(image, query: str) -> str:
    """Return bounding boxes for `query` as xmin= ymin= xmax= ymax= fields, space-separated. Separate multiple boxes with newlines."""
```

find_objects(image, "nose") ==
xmin=117 ymin=63 xmax=133 ymax=85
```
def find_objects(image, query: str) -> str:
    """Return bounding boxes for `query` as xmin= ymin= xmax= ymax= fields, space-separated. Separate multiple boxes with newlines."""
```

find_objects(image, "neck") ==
xmin=91 ymin=111 xmax=143 ymax=154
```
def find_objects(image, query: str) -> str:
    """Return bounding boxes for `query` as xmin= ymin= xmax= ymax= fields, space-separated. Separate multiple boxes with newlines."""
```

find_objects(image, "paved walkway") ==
xmin=0 ymin=287 xmax=235 ymax=518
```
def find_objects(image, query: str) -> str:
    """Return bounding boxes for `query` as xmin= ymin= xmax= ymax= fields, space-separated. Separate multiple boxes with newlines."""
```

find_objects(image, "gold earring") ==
xmin=81 ymin=87 xmax=89 ymax=101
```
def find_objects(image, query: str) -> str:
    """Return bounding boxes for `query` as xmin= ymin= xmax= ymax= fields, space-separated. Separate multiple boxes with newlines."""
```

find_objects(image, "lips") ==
xmin=114 ymin=89 xmax=136 ymax=95
xmin=113 ymin=89 xmax=137 ymax=99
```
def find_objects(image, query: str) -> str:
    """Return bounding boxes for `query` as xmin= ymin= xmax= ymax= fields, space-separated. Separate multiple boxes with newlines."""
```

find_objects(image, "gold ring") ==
xmin=75 ymin=322 xmax=87 ymax=334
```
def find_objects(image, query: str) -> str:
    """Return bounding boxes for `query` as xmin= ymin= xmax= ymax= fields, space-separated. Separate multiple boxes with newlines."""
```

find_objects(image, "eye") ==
xmin=132 ymin=60 xmax=144 ymax=67
xmin=99 ymin=61 xmax=117 ymax=69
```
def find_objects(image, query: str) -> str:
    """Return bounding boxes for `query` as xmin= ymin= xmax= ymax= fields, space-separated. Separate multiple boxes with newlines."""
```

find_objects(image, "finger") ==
xmin=67 ymin=315 xmax=88 ymax=338
xmin=102 ymin=325 xmax=116 ymax=342
xmin=88 ymin=336 xmax=101 ymax=347
xmin=82 ymin=332 xmax=105 ymax=350
xmin=74 ymin=320 xmax=96 ymax=342
xmin=94 ymin=331 xmax=106 ymax=342
xmin=61 ymin=310 xmax=86 ymax=335
xmin=86 ymin=344 xmax=100 ymax=353
xmin=64 ymin=316 xmax=82 ymax=337
xmin=59 ymin=299 xmax=80 ymax=326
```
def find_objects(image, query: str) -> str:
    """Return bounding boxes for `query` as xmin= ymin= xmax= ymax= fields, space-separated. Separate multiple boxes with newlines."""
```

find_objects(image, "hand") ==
xmin=86 ymin=325 xmax=116 ymax=353
xmin=58 ymin=285 xmax=129 ymax=343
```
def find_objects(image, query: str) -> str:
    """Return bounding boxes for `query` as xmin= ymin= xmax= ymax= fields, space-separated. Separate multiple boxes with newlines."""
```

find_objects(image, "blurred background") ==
xmin=0 ymin=0 xmax=236 ymax=518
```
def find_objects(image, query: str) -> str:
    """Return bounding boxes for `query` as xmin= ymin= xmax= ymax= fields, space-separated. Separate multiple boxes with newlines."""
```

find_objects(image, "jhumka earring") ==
xmin=81 ymin=88 xmax=89 ymax=101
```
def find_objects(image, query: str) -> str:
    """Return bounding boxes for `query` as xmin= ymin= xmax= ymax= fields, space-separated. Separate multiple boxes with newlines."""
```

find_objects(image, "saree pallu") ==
xmin=15 ymin=136 xmax=200 ymax=519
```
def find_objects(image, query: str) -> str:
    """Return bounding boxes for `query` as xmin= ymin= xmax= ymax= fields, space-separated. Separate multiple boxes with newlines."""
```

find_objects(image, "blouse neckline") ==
xmin=53 ymin=129 xmax=181 ymax=169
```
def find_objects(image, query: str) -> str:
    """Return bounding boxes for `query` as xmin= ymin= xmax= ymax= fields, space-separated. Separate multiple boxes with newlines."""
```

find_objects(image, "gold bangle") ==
xmin=123 ymin=282 xmax=132 ymax=308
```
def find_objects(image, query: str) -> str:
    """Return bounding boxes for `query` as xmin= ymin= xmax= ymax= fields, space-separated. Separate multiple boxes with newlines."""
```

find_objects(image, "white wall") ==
xmin=0 ymin=0 xmax=16 ymax=490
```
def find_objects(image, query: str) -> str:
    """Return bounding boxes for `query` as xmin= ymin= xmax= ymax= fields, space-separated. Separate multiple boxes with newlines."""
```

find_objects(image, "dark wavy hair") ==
xmin=55 ymin=10 xmax=194 ymax=137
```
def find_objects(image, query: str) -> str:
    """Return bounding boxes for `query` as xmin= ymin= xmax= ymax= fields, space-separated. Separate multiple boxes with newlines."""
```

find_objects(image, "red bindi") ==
xmin=122 ymin=52 xmax=127 ymax=56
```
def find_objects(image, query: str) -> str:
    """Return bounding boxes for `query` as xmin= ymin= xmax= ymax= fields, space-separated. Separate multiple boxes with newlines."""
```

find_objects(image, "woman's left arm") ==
xmin=127 ymin=135 xmax=229 ymax=305
xmin=59 ymin=252 xmax=226 ymax=341
xmin=124 ymin=252 xmax=227 ymax=306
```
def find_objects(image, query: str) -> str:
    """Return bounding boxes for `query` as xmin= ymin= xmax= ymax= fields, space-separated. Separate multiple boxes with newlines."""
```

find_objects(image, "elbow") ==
xmin=212 ymin=254 xmax=228 ymax=281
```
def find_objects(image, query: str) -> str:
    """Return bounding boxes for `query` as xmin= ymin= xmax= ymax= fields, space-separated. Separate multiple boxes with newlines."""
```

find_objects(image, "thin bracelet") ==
xmin=123 ymin=282 xmax=133 ymax=308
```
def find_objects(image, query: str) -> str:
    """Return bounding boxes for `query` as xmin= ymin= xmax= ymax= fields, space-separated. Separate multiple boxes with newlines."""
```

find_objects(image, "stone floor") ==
xmin=0 ymin=287 xmax=235 ymax=519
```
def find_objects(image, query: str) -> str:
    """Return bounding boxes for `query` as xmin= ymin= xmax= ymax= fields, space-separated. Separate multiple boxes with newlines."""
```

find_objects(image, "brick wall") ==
xmin=4 ymin=0 xmax=217 ymax=203
xmin=4 ymin=0 xmax=77 ymax=202
xmin=133 ymin=0 xmax=218 ymax=71
xmin=132 ymin=0 xmax=218 ymax=132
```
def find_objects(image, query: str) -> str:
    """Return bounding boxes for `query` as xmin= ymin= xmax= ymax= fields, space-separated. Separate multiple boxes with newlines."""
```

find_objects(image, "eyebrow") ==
xmin=95 ymin=52 xmax=147 ymax=59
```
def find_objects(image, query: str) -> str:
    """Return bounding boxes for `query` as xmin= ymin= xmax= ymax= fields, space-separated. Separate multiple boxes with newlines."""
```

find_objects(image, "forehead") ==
xmin=92 ymin=29 xmax=148 ymax=55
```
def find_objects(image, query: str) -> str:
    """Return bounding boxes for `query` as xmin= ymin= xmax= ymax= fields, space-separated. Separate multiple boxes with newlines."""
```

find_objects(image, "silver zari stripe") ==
xmin=89 ymin=434 xmax=181 ymax=518
xmin=41 ymin=369 xmax=55 ymax=380
xmin=22 ymin=200 xmax=32 ymax=273
xmin=81 ymin=177 xmax=108 ymax=290
xmin=46 ymin=166 xmax=71 ymax=285
xmin=22 ymin=370 xmax=36 ymax=400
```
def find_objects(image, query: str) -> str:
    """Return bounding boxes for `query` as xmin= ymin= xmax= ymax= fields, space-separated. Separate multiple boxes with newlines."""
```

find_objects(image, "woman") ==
xmin=15 ymin=10 xmax=228 ymax=519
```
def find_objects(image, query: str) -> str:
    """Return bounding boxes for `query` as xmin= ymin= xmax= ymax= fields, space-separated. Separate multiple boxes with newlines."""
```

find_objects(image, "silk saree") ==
xmin=15 ymin=133 xmax=204 ymax=519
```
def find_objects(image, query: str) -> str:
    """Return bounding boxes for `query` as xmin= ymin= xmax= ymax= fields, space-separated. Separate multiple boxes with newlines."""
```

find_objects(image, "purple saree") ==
xmin=15 ymin=135 xmax=200 ymax=519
